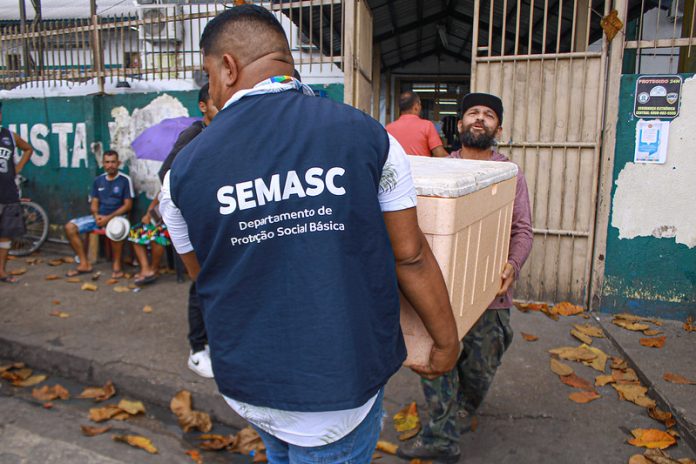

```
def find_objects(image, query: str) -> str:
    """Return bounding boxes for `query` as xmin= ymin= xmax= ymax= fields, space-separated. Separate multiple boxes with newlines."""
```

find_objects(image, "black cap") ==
xmin=460 ymin=93 xmax=503 ymax=124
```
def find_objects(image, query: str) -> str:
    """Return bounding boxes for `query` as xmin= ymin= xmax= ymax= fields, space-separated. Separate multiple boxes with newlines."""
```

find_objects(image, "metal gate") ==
xmin=344 ymin=0 xmax=374 ymax=113
xmin=470 ymin=0 xmax=611 ymax=305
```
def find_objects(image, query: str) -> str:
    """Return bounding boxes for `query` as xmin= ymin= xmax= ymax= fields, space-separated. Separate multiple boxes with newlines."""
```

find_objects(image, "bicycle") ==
xmin=9 ymin=175 xmax=49 ymax=256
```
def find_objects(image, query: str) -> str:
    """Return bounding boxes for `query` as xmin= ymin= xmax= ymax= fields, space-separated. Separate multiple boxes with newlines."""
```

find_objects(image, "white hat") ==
xmin=105 ymin=217 xmax=130 ymax=241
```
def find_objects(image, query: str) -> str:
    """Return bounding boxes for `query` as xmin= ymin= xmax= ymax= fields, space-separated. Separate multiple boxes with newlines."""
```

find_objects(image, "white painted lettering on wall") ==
xmin=8 ymin=122 xmax=88 ymax=168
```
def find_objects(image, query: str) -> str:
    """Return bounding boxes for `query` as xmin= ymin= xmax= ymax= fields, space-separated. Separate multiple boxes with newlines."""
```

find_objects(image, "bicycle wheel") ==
xmin=9 ymin=201 xmax=49 ymax=257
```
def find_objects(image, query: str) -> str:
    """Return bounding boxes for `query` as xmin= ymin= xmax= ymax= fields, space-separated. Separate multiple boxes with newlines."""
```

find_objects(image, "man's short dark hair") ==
xmin=198 ymin=83 xmax=210 ymax=103
xmin=103 ymin=150 xmax=118 ymax=160
xmin=200 ymin=5 xmax=289 ymax=64
xmin=399 ymin=91 xmax=420 ymax=113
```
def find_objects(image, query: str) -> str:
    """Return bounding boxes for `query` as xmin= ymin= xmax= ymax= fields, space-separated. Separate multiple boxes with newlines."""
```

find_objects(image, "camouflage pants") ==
xmin=420 ymin=308 xmax=514 ymax=448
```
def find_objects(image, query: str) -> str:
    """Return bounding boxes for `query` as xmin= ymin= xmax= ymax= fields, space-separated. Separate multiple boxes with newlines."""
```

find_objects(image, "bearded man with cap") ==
xmin=398 ymin=93 xmax=533 ymax=463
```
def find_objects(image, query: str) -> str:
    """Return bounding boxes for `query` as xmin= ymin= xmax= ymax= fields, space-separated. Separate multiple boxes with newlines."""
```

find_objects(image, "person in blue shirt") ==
xmin=160 ymin=5 xmax=459 ymax=463
xmin=65 ymin=150 xmax=134 ymax=278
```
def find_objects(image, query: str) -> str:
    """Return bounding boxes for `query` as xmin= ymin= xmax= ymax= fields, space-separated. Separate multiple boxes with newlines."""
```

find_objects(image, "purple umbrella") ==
xmin=131 ymin=116 xmax=201 ymax=161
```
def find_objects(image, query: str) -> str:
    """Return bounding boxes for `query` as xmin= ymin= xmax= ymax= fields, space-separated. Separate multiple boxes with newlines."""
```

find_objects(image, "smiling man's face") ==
xmin=457 ymin=105 xmax=502 ymax=149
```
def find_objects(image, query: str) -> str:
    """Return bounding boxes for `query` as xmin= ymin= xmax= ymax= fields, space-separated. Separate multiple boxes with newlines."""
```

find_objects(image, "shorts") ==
xmin=69 ymin=215 xmax=99 ymax=234
xmin=0 ymin=203 xmax=26 ymax=238
xmin=127 ymin=223 xmax=170 ymax=246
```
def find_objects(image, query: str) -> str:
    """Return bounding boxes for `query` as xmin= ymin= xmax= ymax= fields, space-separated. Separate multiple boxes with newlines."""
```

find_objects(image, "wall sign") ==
xmin=634 ymin=120 xmax=669 ymax=164
xmin=634 ymin=75 xmax=682 ymax=119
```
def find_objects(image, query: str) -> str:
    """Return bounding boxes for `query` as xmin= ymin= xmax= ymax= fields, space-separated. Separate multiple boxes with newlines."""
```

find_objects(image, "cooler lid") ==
xmin=408 ymin=155 xmax=518 ymax=198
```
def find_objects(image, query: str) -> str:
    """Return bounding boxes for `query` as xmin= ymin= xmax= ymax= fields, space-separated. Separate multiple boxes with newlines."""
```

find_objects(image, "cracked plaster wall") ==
xmin=611 ymin=77 xmax=696 ymax=248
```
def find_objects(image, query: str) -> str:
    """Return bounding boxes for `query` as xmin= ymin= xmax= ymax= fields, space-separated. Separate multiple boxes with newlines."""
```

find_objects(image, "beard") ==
xmin=459 ymin=124 xmax=497 ymax=149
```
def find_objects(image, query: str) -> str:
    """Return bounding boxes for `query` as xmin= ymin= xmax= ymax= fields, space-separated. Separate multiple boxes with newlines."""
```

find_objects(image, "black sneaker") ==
xmin=396 ymin=437 xmax=461 ymax=463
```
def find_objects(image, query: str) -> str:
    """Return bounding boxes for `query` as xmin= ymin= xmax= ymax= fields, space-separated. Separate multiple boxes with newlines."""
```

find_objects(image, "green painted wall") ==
xmin=600 ymin=74 xmax=696 ymax=320
xmin=3 ymin=84 xmax=344 ymax=237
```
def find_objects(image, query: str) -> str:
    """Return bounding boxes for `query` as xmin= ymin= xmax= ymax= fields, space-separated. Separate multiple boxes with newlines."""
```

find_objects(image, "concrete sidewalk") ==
xmin=1 ymin=245 xmax=695 ymax=463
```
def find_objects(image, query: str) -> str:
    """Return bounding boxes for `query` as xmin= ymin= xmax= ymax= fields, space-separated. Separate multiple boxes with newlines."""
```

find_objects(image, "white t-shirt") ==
xmin=160 ymin=81 xmax=417 ymax=447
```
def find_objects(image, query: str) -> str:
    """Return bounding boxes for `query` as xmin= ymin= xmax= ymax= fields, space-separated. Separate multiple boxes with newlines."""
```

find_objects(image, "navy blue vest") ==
xmin=171 ymin=90 xmax=406 ymax=411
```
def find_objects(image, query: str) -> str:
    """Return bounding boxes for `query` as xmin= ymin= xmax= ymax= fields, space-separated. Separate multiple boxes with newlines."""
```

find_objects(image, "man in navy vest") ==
xmin=160 ymin=5 xmax=459 ymax=461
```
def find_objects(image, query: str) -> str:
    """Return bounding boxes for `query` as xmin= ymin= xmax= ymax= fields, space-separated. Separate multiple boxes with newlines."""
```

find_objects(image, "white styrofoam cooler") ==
xmin=401 ymin=156 xmax=518 ymax=366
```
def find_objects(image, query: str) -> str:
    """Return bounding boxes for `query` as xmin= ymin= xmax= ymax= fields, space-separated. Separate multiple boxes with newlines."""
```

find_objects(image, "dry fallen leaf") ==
xmin=643 ymin=329 xmax=663 ymax=336
xmin=89 ymin=405 xmax=122 ymax=422
xmin=613 ymin=368 xmax=640 ymax=385
xmin=393 ymin=402 xmax=421 ymax=434
xmin=573 ymin=324 xmax=605 ymax=338
xmin=549 ymin=346 xmax=597 ymax=363
xmin=595 ymin=375 xmax=615 ymax=387
xmin=2 ymin=367 xmax=32 ymax=381
xmin=684 ymin=317 xmax=696 ymax=333
xmin=9 ymin=267 xmax=27 ymax=276
xmin=540 ymin=305 xmax=560 ymax=321
xmin=47 ymin=259 xmax=64 ymax=266
xmin=569 ymin=391 xmax=600 ymax=403
xmin=613 ymin=319 xmax=651 ymax=332
xmin=571 ymin=329 xmax=593 ymax=345
xmin=550 ymin=358 xmax=574 ymax=377
xmin=143 ymin=305 xmax=153 ymax=313
xmin=628 ymin=428 xmax=677 ymax=449
xmin=118 ymin=399 xmax=145 ymax=416
xmin=514 ymin=302 xmax=549 ymax=313
xmin=559 ymin=373 xmax=595 ymax=392
xmin=113 ymin=435 xmax=158 ymax=454
xmin=112 ymin=412 xmax=131 ymax=421
xmin=581 ymin=345 xmax=608 ymax=372
xmin=185 ymin=449 xmax=204 ymax=464
xmin=62 ymin=256 xmax=75 ymax=264
xmin=198 ymin=433 xmax=235 ymax=451
xmin=521 ymin=332 xmax=539 ymax=342
xmin=228 ymin=427 xmax=265 ymax=456
xmin=65 ymin=277 xmax=81 ymax=283
xmin=375 ymin=440 xmax=398 ymax=455
xmin=640 ymin=336 xmax=666 ymax=349
xmin=552 ymin=301 xmax=584 ymax=316
xmin=78 ymin=380 xmax=116 ymax=402
xmin=45 ymin=274 xmax=60 ymax=281
xmin=648 ymin=407 xmax=676 ymax=428
xmin=81 ymin=283 xmax=98 ymax=291
xmin=13 ymin=374 xmax=47 ymax=388
xmin=612 ymin=384 xmax=656 ymax=408
xmin=170 ymin=390 xmax=212 ymax=433
xmin=645 ymin=449 xmax=686 ymax=464
xmin=612 ymin=357 xmax=629 ymax=371
xmin=50 ymin=310 xmax=70 ymax=318
xmin=0 ymin=362 xmax=25 ymax=372
xmin=113 ymin=286 xmax=130 ymax=293
xmin=81 ymin=425 xmax=112 ymax=437
xmin=106 ymin=278 xmax=119 ymax=285
xmin=629 ymin=454 xmax=653 ymax=464
xmin=663 ymin=372 xmax=696 ymax=385
xmin=32 ymin=384 xmax=70 ymax=401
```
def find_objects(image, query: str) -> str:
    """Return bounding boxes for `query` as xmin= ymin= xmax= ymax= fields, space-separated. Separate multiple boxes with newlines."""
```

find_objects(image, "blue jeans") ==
xmin=251 ymin=389 xmax=384 ymax=464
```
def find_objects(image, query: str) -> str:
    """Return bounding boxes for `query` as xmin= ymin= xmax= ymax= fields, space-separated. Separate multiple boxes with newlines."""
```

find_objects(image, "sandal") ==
xmin=66 ymin=268 xmax=93 ymax=277
xmin=134 ymin=274 xmax=158 ymax=286
xmin=0 ymin=276 xmax=18 ymax=284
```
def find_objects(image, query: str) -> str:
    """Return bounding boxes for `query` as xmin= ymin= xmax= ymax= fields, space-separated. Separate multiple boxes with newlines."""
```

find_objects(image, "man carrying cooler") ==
xmin=161 ymin=5 xmax=460 ymax=462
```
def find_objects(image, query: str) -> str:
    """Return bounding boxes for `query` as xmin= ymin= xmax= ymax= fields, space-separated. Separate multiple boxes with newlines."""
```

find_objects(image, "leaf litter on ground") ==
xmin=170 ymin=390 xmax=212 ymax=433
xmin=521 ymin=332 xmax=539 ymax=341
xmin=81 ymin=425 xmax=112 ymax=437
xmin=684 ymin=317 xmax=696 ymax=333
xmin=550 ymin=358 xmax=574 ymax=377
xmin=552 ymin=301 xmax=585 ymax=316
xmin=393 ymin=402 xmax=421 ymax=441
xmin=628 ymin=429 xmax=677 ymax=450
xmin=78 ymin=380 xmax=116 ymax=402
xmin=568 ymin=391 xmax=601 ymax=403
xmin=640 ymin=336 xmax=666 ymax=348
xmin=648 ymin=407 xmax=676 ymax=428
xmin=32 ymin=384 xmax=70 ymax=401
xmin=113 ymin=435 xmax=158 ymax=454
xmin=663 ymin=372 xmax=696 ymax=385
xmin=612 ymin=384 xmax=656 ymax=408
xmin=548 ymin=346 xmax=597 ymax=363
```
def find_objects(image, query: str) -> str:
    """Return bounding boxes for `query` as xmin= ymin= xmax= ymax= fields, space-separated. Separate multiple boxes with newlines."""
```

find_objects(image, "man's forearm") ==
xmin=178 ymin=251 xmax=200 ymax=281
xmin=15 ymin=149 xmax=33 ymax=173
xmin=397 ymin=232 xmax=459 ymax=349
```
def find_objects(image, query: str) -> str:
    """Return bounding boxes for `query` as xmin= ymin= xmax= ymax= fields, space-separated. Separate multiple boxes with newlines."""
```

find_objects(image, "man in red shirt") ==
xmin=386 ymin=92 xmax=448 ymax=157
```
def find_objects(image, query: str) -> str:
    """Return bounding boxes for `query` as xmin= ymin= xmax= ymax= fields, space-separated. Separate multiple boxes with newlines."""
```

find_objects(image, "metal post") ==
xmin=18 ymin=0 xmax=31 ymax=79
xmin=90 ymin=0 xmax=104 ymax=93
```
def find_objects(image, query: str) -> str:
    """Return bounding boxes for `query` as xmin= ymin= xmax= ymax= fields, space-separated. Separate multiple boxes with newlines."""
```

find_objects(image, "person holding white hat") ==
xmin=65 ymin=150 xmax=134 ymax=279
